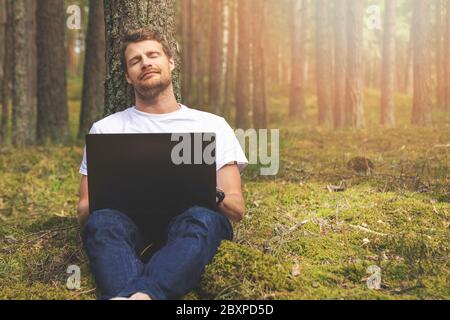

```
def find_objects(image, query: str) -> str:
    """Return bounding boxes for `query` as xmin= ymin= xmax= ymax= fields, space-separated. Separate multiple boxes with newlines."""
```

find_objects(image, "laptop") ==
xmin=86 ymin=133 xmax=217 ymax=247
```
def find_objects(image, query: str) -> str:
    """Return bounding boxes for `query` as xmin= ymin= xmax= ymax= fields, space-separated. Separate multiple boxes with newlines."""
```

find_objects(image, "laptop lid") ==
xmin=86 ymin=133 xmax=216 ymax=243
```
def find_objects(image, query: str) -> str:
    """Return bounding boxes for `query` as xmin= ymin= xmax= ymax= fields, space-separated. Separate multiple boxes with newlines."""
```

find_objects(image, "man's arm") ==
xmin=77 ymin=175 xmax=90 ymax=226
xmin=216 ymin=162 xmax=245 ymax=223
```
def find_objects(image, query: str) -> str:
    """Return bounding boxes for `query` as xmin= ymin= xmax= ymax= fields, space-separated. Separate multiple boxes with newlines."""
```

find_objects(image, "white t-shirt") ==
xmin=79 ymin=104 xmax=248 ymax=176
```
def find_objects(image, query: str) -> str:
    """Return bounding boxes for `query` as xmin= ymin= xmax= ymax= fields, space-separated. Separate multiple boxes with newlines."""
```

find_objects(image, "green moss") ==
xmin=199 ymin=241 xmax=299 ymax=299
xmin=0 ymin=84 xmax=448 ymax=299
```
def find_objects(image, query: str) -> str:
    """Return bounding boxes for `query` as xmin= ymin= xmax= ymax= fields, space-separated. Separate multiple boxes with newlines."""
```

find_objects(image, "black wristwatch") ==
xmin=216 ymin=188 xmax=225 ymax=205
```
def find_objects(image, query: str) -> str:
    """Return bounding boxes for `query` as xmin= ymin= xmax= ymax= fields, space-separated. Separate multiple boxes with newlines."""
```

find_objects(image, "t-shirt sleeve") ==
xmin=79 ymin=124 xmax=97 ymax=176
xmin=216 ymin=118 xmax=248 ymax=173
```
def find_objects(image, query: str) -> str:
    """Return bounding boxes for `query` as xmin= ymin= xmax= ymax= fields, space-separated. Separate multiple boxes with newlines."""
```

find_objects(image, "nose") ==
xmin=141 ymin=55 xmax=153 ymax=68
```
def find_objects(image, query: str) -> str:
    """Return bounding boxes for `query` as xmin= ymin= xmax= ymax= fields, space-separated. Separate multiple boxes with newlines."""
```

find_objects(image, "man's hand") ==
xmin=216 ymin=162 xmax=245 ymax=223
xmin=77 ymin=175 xmax=90 ymax=226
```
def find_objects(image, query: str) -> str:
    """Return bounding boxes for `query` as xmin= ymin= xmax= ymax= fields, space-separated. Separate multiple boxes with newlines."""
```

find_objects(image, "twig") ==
xmin=348 ymin=224 xmax=387 ymax=236
xmin=72 ymin=288 xmax=96 ymax=298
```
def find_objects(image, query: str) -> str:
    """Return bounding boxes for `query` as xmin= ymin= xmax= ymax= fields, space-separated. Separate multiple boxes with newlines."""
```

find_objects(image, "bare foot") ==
xmin=129 ymin=292 xmax=152 ymax=300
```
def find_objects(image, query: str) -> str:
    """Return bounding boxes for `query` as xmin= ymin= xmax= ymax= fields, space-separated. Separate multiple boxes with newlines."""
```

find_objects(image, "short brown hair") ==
xmin=120 ymin=28 xmax=174 ymax=72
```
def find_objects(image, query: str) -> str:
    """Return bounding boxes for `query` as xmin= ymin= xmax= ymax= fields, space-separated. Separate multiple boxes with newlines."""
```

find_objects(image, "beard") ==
xmin=134 ymin=71 xmax=172 ymax=100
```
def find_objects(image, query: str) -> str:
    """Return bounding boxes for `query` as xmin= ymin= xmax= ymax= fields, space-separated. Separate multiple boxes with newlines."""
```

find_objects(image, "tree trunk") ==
xmin=345 ymin=0 xmax=365 ymax=128
xmin=192 ymin=0 xmax=206 ymax=108
xmin=103 ymin=0 xmax=179 ymax=116
xmin=1 ymin=0 xmax=13 ymax=143
xmin=223 ymin=0 xmax=237 ymax=120
xmin=181 ymin=0 xmax=193 ymax=106
xmin=251 ymin=0 xmax=268 ymax=129
xmin=0 ymin=0 xmax=4 ymax=103
xmin=289 ymin=0 xmax=306 ymax=119
xmin=411 ymin=0 xmax=433 ymax=125
xmin=445 ymin=0 xmax=450 ymax=112
xmin=79 ymin=0 xmax=106 ymax=139
xmin=380 ymin=0 xmax=396 ymax=126
xmin=235 ymin=0 xmax=251 ymax=129
xmin=334 ymin=0 xmax=346 ymax=128
xmin=403 ymin=21 xmax=414 ymax=95
xmin=208 ymin=0 xmax=224 ymax=113
xmin=436 ymin=0 xmax=445 ymax=111
xmin=67 ymin=30 xmax=79 ymax=76
xmin=11 ymin=0 xmax=37 ymax=146
xmin=0 ymin=0 xmax=7 ymax=142
xmin=36 ymin=0 xmax=69 ymax=144
xmin=316 ymin=0 xmax=333 ymax=126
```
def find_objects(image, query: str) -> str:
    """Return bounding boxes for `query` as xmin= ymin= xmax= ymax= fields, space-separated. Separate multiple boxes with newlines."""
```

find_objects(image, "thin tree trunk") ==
xmin=103 ymin=0 xmax=179 ymax=115
xmin=223 ymin=0 xmax=237 ymax=120
xmin=235 ymin=0 xmax=251 ymax=129
xmin=193 ymin=0 xmax=206 ymax=108
xmin=1 ymin=0 xmax=13 ymax=143
xmin=345 ymin=0 xmax=365 ymax=128
xmin=36 ymin=0 xmax=69 ymax=144
xmin=251 ymin=0 xmax=268 ymax=129
xmin=208 ymin=0 xmax=224 ymax=113
xmin=67 ymin=30 xmax=79 ymax=76
xmin=289 ymin=0 xmax=306 ymax=119
xmin=181 ymin=0 xmax=193 ymax=106
xmin=11 ymin=0 xmax=37 ymax=146
xmin=0 ymin=0 xmax=5 ymax=103
xmin=380 ymin=0 xmax=396 ymax=126
xmin=404 ymin=21 xmax=413 ymax=94
xmin=79 ymin=0 xmax=105 ymax=139
xmin=445 ymin=0 xmax=450 ymax=112
xmin=411 ymin=0 xmax=433 ymax=125
xmin=316 ymin=0 xmax=333 ymax=126
xmin=0 ymin=0 xmax=6 ymax=142
xmin=436 ymin=0 xmax=445 ymax=110
xmin=334 ymin=0 xmax=346 ymax=128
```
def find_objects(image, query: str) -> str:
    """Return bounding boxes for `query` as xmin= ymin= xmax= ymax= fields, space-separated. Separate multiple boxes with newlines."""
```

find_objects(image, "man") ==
xmin=77 ymin=28 xmax=248 ymax=300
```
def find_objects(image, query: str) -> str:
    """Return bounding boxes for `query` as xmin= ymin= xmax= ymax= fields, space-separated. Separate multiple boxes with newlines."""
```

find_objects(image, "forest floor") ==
xmin=0 ymin=83 xmax=449 ymax=299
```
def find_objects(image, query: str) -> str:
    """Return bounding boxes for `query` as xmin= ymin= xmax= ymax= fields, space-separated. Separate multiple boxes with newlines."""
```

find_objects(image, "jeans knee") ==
xmin=82 ymin=208 xmax=138 ymax=242
xmin=172 ymin=206 xmax=233 ymax=241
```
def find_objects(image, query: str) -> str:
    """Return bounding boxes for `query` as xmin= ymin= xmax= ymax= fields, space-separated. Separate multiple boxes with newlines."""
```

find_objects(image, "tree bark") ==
xmin=67 ymin=30 xmax=79 ymax=76
xmin=251 ymin=0 xmax=268 ymax=129
xmin=181 ymin=0 xmax=193 ymax=106
xmin=235 ymin=0 xmax=251 ymax=129
xmin=36 ymin=0 xmax=69 ymax=144
xmin=444 ymin=0 xmax=450 ymax=112
xmin=334 ymin=0 xmax=346 ymax=128
xmin=192 ymin=0 xmax=206 ymax=108
xmin=289 ymin=0 xmax=306 ymax=119
xmin=411 ymin=0 xmax=433 ymax=125
xmin=0 ymin=0 xmax=7 ymax=142
xmin=436 ymin=0 xmax=445 ymax=111
xmin=208 ymin=0 xmax=224 ymax=113
xmin=1 ymin=0 xmax=13 ymax=143
xmin=380 ymin=0 xmax=396 ymax=126
xmin=11 ymin=0 xmax=37 ymax=146
xmin=316 ymin=0 xmax=333 ymax=126
xmin=103 ymin=0 xmax=179 ymax=116
xmin=79 ymin=0 xmax=106 ymax=139
xmin=345 ymin=0 xmax=365 ymax=128
xmin=0 ymin=0 xmax=5 ymax=103
xmin=223 ymin=0 xmax=237 ymax=120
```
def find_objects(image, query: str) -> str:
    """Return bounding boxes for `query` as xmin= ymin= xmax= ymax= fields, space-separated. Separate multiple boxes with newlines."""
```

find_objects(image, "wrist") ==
xmin=216 ymin=188 xmax=225 ymax=205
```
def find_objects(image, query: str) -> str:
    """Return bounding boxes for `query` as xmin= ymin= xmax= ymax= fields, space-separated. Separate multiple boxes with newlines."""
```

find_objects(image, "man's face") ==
xmin=124 ymin=40 xmax=174 ymax=99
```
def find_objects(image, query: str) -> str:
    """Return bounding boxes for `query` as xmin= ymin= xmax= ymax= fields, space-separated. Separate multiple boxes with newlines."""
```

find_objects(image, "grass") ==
xmin=0 ymin=79 xmax=449 ymax=299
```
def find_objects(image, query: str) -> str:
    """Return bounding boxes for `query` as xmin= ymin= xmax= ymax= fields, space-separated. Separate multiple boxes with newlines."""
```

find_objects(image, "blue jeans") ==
xmin=81 ymin=205 xmax=233 ymax=300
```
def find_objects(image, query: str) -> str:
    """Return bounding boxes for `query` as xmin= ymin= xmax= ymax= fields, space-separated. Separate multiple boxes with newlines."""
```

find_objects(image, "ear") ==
xmin=125 ymin=71 xmax=132 ymax=84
